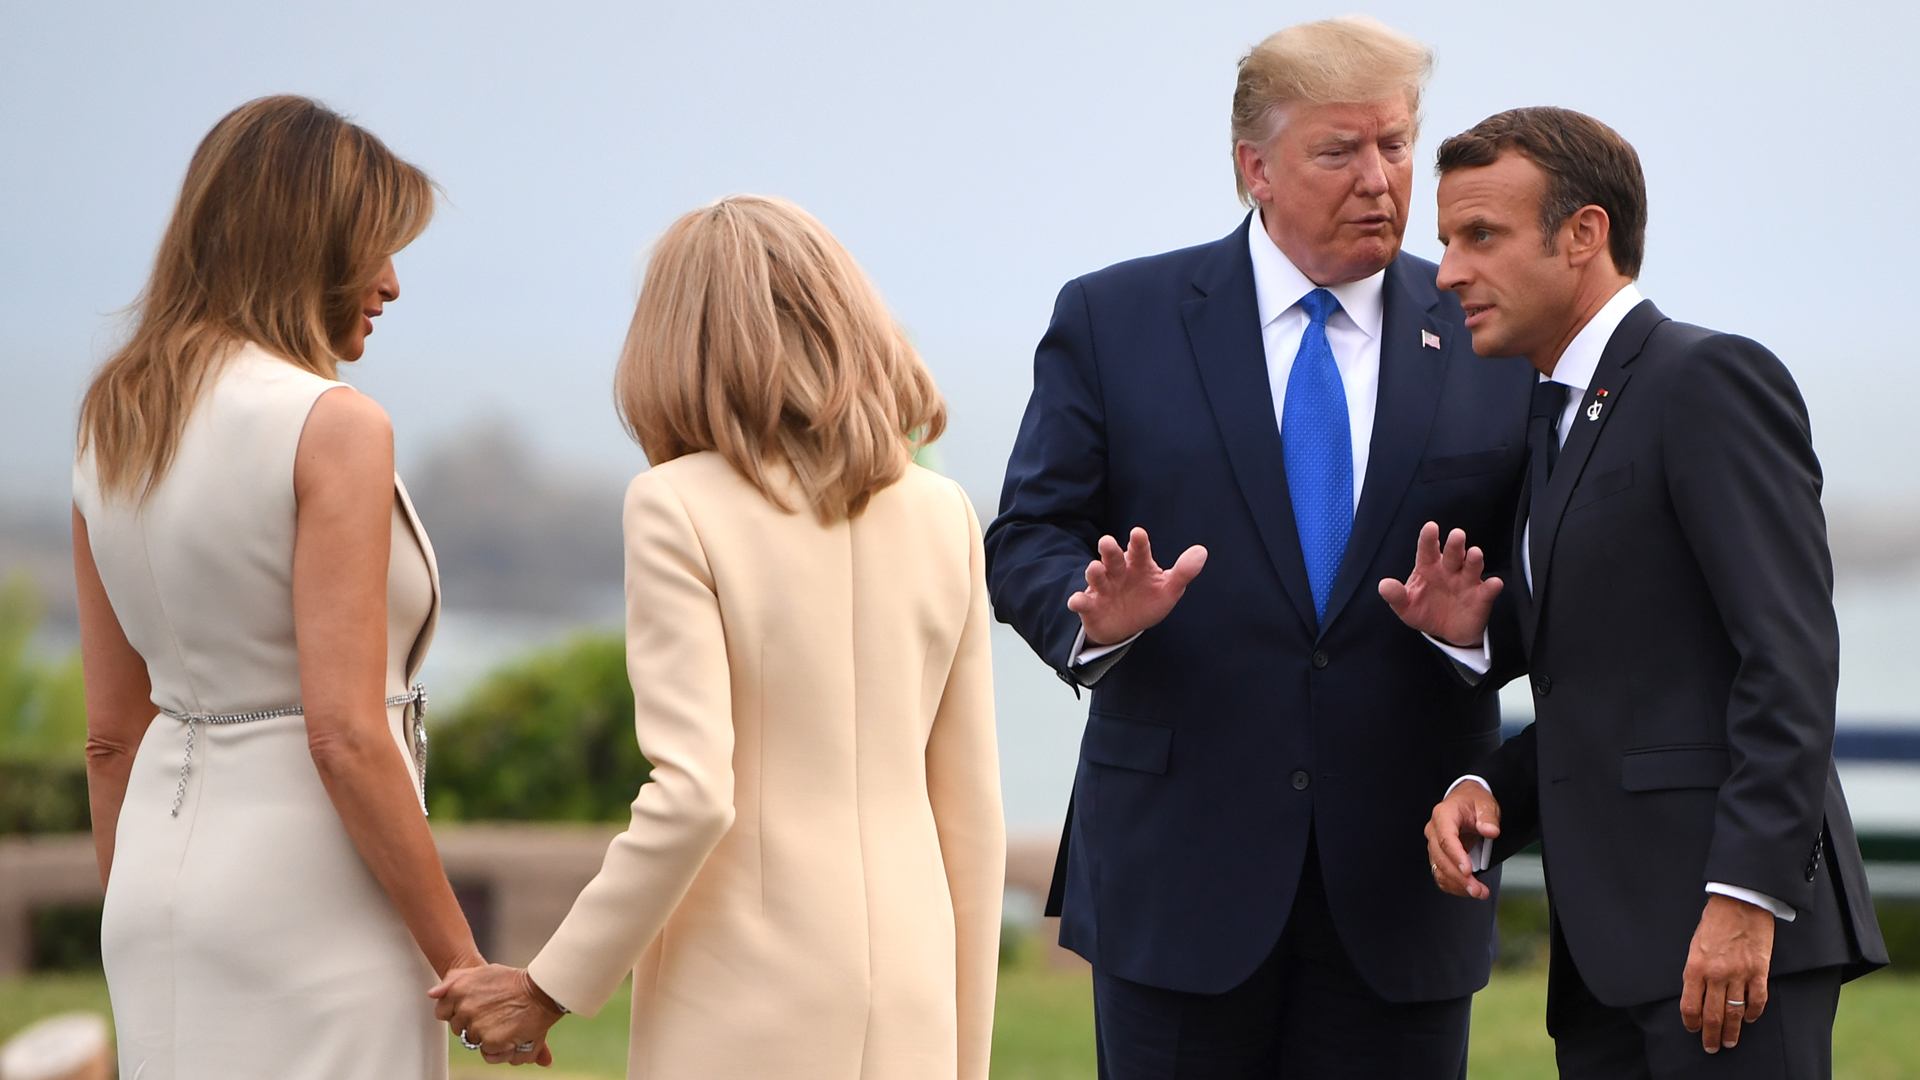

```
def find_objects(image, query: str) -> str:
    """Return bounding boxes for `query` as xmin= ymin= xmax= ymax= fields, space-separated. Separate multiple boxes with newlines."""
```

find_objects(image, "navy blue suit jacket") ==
xmin=984 ymin=216 xmax=1536 ymax=999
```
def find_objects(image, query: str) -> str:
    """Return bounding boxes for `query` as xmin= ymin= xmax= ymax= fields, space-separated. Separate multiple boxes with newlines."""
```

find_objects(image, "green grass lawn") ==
xmin=5 ymin=957 xmax=1916 ymax=1078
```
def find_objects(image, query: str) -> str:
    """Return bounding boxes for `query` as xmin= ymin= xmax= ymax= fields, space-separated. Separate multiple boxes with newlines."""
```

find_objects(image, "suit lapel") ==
xmin=1182 ymin=215 xmax=1319 ymax=636
xmin=394 ymin=474 xmax=442 ymax=684
xmin=1318 ymin=257 xmax=1448 ymax=635
xmin=1525 ymin=300 xmax=1666 ymax=643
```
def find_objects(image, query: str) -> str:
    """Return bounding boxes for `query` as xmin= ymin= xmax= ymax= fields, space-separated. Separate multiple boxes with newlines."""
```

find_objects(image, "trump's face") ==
xmin=1435 ymin=152 xmax=1579 ymax=364
xmin=1238 ymin=96 xmax=1414 ymax=286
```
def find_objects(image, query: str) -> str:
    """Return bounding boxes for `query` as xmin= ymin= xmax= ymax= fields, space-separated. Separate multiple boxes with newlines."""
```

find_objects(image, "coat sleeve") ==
xmin=927 ymin=487 xmax=1005 ymax=1080
xmin=527 ymin=471 xmax=736 ymax=1016
xmin=1478 ymin=722 xmax=1542 ymax=865
xmin=982 ymin=278 xmax=1109 ymax=679
xmin=1663 ymin=334 xmax=1838 ymax=912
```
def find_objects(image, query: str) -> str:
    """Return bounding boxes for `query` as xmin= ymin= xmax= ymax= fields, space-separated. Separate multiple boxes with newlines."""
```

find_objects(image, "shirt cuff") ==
xmin=1424 ymin=629 xmax=1492 ymax=677
xmin=1705 ymin=882 xmax=1797 ymax=922
xmin=1445 ymin=775 xmax=1494 ymax=872
xmin=1068 ymin=625 xmax=1140 ymax=687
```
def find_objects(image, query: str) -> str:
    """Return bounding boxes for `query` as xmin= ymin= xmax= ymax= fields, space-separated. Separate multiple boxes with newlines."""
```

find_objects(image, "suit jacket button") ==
xmin=1533 ymin=674 xmax=1552 ymax=696
xmin=1312 ymin=650 xmax=1330 ymax=669
xmin=1291 ymin=770 xmax=1311 ymax=790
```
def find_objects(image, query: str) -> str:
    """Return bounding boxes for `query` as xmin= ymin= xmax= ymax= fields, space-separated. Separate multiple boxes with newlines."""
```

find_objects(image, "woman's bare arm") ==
xmin=293 ymin=386 xmax=482 ymax=978
xmin=73 ymin=508 xmax=157 ymax=888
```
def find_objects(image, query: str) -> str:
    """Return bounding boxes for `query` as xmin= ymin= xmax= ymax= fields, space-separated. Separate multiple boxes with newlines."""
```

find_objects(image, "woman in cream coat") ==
xmin=434 ymin=196 xmax=1004 ymax=1079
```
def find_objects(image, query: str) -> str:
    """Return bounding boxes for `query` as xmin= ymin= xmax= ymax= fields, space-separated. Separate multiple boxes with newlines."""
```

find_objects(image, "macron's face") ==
xmin=339 ymin=257 xmax=400 ymax=363
xmin=1435 ymin=153 xmax=1577 ymax=361
xmin=1244 ymin=97 xmax=1414 ymax=286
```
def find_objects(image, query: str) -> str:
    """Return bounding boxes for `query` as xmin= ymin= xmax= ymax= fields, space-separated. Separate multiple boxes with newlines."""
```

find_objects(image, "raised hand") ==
xmin=429 ymin=963 xmax=564 ymax=1067
xmin=1425 ymin=781 xmax=1501 ymax=901
xmin=1067 ymin=528 xmax=1208 ymax=647
xmin=1378 ymin=521 xmax=1502 ymax=647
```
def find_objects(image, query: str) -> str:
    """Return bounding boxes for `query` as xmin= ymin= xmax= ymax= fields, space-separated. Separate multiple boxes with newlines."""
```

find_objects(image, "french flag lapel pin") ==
xmin=1421 ymin=329 xmax=1441 ymax=349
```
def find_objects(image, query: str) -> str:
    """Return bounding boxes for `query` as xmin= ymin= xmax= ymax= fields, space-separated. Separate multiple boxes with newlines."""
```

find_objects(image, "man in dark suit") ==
xmin=983 ymin=17 xmax=1536 ymax=1076
xmin=1384 ymin=107 xmax=1886 ymax=1078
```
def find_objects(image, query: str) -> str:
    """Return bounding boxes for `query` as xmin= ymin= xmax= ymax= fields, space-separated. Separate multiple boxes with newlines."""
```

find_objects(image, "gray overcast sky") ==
xmin=5 ymin=0 xmax=1918 ymax=513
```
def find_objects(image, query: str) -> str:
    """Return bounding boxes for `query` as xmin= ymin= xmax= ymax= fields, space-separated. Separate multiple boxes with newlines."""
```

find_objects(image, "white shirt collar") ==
xmin=1248 ymin=210 xmax=1385 ymax=339
xmin=1544 ymin=282 xmax=1644 ymax=392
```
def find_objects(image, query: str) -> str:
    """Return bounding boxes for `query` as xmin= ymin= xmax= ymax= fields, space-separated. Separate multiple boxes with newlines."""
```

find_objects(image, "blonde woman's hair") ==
xmin=78 ymin=95 xmax=434 ymax=499
xmin=1231 ymin=16 xmax=1434 ymax=204
xmin=615 ymin=196 xmax=946 ymax=522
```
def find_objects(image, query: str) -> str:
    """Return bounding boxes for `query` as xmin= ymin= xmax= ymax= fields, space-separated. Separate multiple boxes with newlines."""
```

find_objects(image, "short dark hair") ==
xmin=1436 ymin=107 xmax=1646 ymax=278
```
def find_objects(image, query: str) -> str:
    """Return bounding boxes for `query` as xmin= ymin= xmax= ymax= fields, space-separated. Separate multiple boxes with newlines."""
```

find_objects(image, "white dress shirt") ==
xmin=1434 ymin=283 xmax=1794 ymax=921
xmin=1069 ymin=212 xmax=1385 ymax=679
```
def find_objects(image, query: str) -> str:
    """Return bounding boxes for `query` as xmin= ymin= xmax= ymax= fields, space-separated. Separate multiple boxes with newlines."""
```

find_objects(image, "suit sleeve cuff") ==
xmin=1445 ymin=775 xmax=1494 ymax=872
xmin=1068 ymin=625 xmax=1140 ymax=687
xmin=1705 ymin=882 xmax=1797 ymax=922
xmin=1424 ymin=629 xmax=1492 ymax=679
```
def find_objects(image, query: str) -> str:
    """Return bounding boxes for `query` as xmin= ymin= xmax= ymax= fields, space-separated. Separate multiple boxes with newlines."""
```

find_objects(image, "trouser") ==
xmin=1548 ymin=917 xmax=1842 ymax=1080
xmin=1091 ymin=839 xmax=1473 ymax=1079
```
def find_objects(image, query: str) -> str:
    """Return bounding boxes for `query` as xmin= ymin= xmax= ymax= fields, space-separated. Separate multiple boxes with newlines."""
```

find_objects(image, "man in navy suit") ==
xmin=984 ymin=17 xmax=1536 ymax=1078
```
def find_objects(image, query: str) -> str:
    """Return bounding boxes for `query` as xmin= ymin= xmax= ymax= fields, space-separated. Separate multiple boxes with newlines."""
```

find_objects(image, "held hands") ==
xmin=429 ymin=963 xmax=565 ymax=1067
xmin=1068 ymin=528 xmax=1208 ymax=647
xmin=1680 ymin=894 xmax=1775 ymax=1054
xmin=1378 ymin=522 xmax=1502 ymax=647
xmin=1424 ymin=781 xmax=1501 ymax=901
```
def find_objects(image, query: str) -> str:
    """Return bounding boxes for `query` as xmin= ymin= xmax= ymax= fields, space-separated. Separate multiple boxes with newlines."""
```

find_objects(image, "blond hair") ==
xmin=1231 ymin=16 xmax=1434 ymax=203
xmin=78 ymin=95 xmax=434 ymax=499
xmin=615 ymin=196 xmax=946 ymax=522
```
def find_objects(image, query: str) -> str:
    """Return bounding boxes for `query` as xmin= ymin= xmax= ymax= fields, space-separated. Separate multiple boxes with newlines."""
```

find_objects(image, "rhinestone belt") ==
xmin=161 ymin=684 xmax=428 ymax=817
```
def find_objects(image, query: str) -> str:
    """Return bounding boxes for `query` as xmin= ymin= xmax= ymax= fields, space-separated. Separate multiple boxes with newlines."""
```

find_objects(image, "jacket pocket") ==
xmin=1621 ymin=744 xmax=1731 ymax=791
xmin=1082 ymin=713 xmax=1173 ymax=775
xmin=1417 ymin=447 xmax=1511 ymax=482
xmin=1568 ymin=462 xmax=1635 ymax=512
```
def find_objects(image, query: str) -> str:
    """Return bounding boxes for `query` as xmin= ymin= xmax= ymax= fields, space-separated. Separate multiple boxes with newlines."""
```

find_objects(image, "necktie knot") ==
xmin=1532 ymin=380 xmax=1570 ymax=420
xmin=1297 ymin=288 xmax=1340 ymax=328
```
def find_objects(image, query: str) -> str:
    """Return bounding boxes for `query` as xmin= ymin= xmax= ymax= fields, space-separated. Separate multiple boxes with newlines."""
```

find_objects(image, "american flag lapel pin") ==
xmin=1585 ymin=388 xmax=1609 ymax=421
xmin=1421 ymin=329 xmax=1441 ymax=349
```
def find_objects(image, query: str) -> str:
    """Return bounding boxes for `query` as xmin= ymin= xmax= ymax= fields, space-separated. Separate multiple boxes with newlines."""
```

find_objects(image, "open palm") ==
xmin=1378 ymin=521 xmax=1502 ymax=646
xmin=1068 ymin=527 xmax=1208 ymax=646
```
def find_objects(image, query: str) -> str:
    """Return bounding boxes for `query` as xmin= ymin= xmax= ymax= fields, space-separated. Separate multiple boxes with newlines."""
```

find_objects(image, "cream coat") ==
xmin=527 ymin=451 xmax=1004 ymax=1080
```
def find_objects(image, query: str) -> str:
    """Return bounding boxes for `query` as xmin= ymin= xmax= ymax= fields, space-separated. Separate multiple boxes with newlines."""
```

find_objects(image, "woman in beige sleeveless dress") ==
xmin=433 ymin=197 xmax=1004 ymax=1080
xmin=72 ymin=97 xmax=489 ymax=1080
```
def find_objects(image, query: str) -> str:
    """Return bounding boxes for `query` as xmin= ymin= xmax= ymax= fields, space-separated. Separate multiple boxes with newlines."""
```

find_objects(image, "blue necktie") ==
xmin=1282 ymin=288 xmax=1353 ymax=626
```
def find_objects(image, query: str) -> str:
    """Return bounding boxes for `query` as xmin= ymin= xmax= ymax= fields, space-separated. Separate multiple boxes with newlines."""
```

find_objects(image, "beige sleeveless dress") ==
xmin=73 ymin=343 xmax=447 ymax=1080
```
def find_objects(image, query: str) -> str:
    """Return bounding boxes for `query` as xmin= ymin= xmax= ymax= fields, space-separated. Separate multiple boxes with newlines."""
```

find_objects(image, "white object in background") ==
xmin=0 ymin=1011 xmax=110 ymax=1080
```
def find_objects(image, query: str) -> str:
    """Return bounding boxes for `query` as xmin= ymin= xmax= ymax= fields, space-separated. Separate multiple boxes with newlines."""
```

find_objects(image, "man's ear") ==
xmin=1236 ymin=141 xmax=1272 ymax=205
xmin=1563 ymin=204 xmax=1614 ymax=270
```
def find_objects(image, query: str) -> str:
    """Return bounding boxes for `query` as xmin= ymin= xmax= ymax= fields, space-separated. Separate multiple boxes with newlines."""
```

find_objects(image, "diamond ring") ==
xmin=514 ymin=1041 xmax=537 ymax=1054
xmin=459 ymin=1030 xmax=482 ymax=1051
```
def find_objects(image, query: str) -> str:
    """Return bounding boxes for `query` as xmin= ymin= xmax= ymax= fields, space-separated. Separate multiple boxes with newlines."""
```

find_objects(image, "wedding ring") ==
xmin=1726 ymin=999 xmax=1745 ymax=1007
xmin=459 ymin=1030 xmax=482 ymax=1051
xmin=514 ymin=1041 xmax=537 ymax=1053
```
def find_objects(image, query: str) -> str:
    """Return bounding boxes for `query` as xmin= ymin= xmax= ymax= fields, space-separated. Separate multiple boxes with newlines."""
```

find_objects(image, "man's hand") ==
xmin=1425 ymin=781 xmax=1501 ymax=900
xmin=1680 ymin=894 xmax=1775 ymax=1054
xmin=430 ymin=963 xmax=564 ymax=1066
xmin=1379 ymin=522 xmax=1502 ymax=647
xmin=1067 ymin=527 xmax=1207 ymax=647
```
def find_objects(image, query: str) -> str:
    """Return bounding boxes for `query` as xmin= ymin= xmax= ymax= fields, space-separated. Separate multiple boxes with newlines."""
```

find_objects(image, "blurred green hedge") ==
xmin=426 ymin=633 xmax=651 ymax=822
xmin=0 ymin=574 xmax=91 ymax=834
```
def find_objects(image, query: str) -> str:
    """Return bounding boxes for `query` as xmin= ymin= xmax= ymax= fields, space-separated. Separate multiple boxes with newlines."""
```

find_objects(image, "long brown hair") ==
xmin=615 ymin=196 xmax=946 ymax=521
xmin=78 ymin=95 xmax=434 ymax=500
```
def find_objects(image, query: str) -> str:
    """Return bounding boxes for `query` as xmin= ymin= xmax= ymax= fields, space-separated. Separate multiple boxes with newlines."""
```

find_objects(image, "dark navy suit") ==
xmin=985 ymin=215 xmax=1535 ymax=1072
